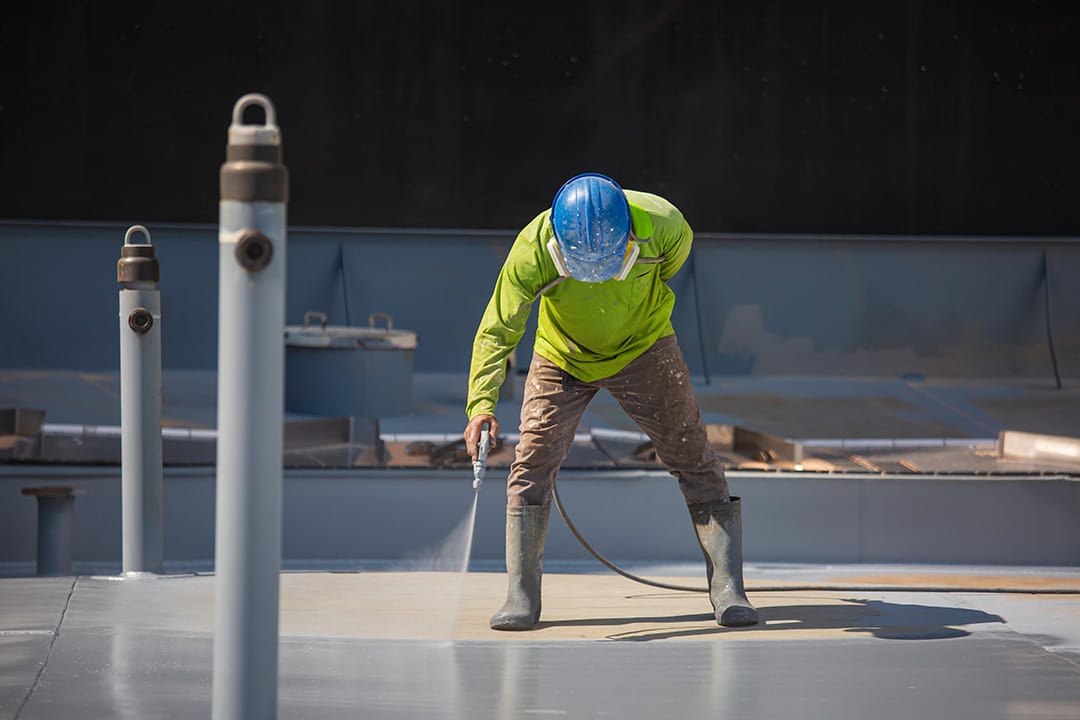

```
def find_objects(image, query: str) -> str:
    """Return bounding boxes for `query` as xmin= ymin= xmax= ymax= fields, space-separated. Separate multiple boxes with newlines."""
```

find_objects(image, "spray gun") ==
xmin=472 ymin=420 xmax=491 ymax=491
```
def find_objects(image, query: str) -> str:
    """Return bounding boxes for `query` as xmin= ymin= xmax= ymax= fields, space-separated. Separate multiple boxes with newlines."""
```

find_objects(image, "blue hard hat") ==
xmin=550 ymin=173 xmax=631 ymax=283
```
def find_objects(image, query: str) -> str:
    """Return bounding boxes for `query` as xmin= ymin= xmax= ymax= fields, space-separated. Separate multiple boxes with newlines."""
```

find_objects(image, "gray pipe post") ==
xmin=211 ymin=94 xmax=289 ymax=720
xmin=117 ymin=225 xmax=164 ymax=575
xmin=21 ymin=487 xmax=86 ymax=575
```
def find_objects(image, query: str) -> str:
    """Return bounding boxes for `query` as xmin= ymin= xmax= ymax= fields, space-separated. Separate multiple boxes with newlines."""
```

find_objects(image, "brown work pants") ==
xmin=508 ymin=335 xmax=730 ymax=507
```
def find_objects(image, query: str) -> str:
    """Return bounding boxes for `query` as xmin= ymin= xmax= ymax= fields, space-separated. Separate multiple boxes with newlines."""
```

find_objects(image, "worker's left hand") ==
xmin=464 ymin=414 xmax=498 ymax=460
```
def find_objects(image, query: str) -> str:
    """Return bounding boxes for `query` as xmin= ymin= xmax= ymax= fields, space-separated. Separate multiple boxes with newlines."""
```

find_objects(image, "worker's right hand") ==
xmin=464 ymin=414 xmax=499 ymax=461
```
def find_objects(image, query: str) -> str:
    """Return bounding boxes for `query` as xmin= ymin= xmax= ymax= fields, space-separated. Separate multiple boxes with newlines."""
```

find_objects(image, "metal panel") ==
xmin=861 ymin=477 xmax=1080 ymax=565
xmin=4 ymin=465 xmax=1078 ymax=569
xmin=2 ymin=221 xmax=1079 ymax=380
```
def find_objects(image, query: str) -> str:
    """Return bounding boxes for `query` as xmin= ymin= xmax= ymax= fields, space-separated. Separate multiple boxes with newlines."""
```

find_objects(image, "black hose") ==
xmin=1042 ymin=248 xmax=1063 ymax=390
xmin=689 ymin=250 xmax=712 ymax=386
xmin=551 ymin=479 xmax=1080 ymax=596
xmin=552 ymin=479 xmax=707 ymax=593
xmin=338 ymin=242 xmax=353 ymax=327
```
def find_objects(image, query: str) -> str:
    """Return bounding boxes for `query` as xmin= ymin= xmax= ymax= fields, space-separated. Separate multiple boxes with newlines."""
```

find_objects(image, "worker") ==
xmin=463 ymin=173 xmax=758 ymax=631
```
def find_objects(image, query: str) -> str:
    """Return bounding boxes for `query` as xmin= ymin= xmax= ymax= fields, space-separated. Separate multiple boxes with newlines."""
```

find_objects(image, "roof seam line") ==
xmin=13 ymin=576 xmax=79 ymax=719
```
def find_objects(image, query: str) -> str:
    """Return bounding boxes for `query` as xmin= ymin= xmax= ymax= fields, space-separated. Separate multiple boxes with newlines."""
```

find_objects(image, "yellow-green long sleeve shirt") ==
xmin=466 ymin=190 xmax=693 ymax=419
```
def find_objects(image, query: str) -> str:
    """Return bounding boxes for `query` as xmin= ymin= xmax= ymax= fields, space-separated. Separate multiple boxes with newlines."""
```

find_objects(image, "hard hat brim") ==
xmin=562 ymin=250 xmax=627 ymax=283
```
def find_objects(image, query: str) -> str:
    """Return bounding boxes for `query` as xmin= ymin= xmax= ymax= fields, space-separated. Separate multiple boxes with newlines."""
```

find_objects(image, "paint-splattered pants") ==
xmin=507 ymin=335 xmax=730 ymax=507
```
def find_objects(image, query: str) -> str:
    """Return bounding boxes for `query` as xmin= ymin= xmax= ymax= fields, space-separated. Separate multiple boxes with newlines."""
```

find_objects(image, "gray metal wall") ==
xmin=1 ymin=221 xmax=1076 ymax=381
xmin=3 ymin=467 xmax=1078 ymax=570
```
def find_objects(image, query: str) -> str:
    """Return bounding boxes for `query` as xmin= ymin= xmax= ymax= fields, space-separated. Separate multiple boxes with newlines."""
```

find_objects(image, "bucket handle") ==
xmin=303 ymin=311 xmax=328 ymax=330
xmin=368 ymin=312 xmax=393 ymax=330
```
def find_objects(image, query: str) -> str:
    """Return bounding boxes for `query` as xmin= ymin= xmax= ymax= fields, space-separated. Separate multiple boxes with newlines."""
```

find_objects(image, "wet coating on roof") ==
xmin=3 ymin=569 xmax=1080 ymax=719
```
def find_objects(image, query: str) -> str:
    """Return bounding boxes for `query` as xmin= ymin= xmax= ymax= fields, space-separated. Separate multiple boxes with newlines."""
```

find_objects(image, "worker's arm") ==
xmin=657 ymin=209 xmax=694 ymax=282
xmin=464 ymin=213 xmax=555 ymax=456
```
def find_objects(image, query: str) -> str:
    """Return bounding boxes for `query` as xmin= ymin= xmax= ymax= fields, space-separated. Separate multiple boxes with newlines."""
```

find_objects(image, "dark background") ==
xmin=1 ymin=1 xmax=1077 ymax=234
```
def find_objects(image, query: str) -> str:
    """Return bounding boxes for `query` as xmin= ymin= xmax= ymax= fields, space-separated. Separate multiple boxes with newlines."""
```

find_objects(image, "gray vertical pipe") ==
xmin=37 ymin=493 xmax=75 ymax=576
xmin=117 ymin=226 xmax=164 ymax=574
xmin=211 ymin=94 xmax=289 ymax=720
xmin=22 ymin=487 xmax=84 ymax=576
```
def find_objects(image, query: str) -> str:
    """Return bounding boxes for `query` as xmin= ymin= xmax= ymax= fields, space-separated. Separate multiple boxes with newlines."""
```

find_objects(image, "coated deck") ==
xmin=4 ymin=566 xmax=1080 ymax=718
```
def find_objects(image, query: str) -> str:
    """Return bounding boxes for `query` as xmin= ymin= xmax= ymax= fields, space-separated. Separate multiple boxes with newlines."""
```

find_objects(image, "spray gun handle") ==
xmin=478 ymin=420 xmax=491 ymax=464
xmin=473 ymin=420 xmax=491 ymax=491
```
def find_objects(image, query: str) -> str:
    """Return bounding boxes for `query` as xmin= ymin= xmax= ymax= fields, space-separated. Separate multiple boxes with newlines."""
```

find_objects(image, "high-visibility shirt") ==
xmin=466 ymin=190 xmax=693 ymax=420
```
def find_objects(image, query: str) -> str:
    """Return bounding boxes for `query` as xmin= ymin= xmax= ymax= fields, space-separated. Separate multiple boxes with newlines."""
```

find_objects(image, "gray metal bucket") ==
xmin=285 ymin=312 xmax=418 ymax=419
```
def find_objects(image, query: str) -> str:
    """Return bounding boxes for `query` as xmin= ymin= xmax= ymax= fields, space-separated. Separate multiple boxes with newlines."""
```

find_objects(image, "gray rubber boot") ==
xmin=689 ymin=498 xmax=759 ymax=627
xmin=490 ymin=504 xmax=550 ymax=631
